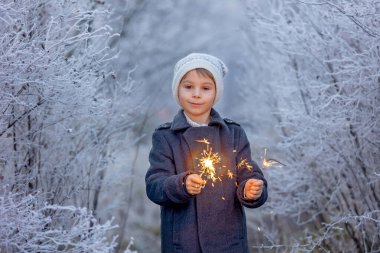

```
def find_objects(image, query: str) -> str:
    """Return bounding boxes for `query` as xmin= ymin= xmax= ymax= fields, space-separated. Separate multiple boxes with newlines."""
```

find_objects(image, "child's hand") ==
xmin=244 ymin=179 xmax=264 ymax=200
xmin=186 ymin=174 xmax=206 ymax=195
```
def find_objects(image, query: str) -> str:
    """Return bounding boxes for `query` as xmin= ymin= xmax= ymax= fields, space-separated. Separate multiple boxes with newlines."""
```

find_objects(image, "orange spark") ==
xmin=227 ymin=169 xmax=234 ymax=179
xmin=237 ymin=158 xmax=253 ymax=171
xmin=195 ymin=138 xmax=210 ymax=145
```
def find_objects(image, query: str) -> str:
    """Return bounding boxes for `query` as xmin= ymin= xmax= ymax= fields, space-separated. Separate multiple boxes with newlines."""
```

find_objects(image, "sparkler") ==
xmin=262 ymin=148 xmax=286 ymax=168
xmin=194 ymin=138 xmax=263 ymax=184
xmin=195 ymin=138 xmax=222 ymax=187
xmin=194 ymin=140 xmax=285 ymax=189
xmin=193 ymin=139 xmax=285 ymax=204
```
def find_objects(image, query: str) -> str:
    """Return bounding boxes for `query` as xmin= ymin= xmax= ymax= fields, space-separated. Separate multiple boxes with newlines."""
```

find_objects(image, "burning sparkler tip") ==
xmin=262 ymin=158 xmax=286 ymax=168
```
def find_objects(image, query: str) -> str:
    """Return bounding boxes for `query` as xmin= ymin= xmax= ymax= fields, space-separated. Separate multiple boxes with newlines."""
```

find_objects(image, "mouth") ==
xmin=189 ymin=102 xmax=204 ymax=106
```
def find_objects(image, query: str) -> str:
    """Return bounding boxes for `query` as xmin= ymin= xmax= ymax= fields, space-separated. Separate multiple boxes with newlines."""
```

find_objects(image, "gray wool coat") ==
xmin=145 ymin=109 xmax=268 ymax=253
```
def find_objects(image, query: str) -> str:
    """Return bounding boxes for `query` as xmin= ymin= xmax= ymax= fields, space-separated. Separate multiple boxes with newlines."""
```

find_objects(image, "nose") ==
xmin=192 ymin=87 xmax=201 ymax=98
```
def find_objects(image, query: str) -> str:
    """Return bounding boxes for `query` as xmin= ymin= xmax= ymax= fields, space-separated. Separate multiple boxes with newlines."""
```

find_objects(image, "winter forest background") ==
xmin=1 ymin=0 xmax=379 ymax=252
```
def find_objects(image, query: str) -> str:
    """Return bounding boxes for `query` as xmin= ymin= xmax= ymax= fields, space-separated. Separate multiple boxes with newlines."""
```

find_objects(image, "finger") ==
xmin=191 ymin=183 xmax=202 ymax=189
xmin=248 ymin=187 xmax=260 ymax=193
xmin=186 ymin=175 xmax=200 ymax=188
xmin=189 ymin=179 xmax=206 ymax=189
xmin=251 ymin=179 xmax=264 ymax=186
xmin=190 ymin=175 xmax=205 ymax=185
xmin=248 ymin=185 xmax=263 ymax=190
xmin=186 ymin=182 xmax=198 ymax=191
xmin=247 ymin=182 xmax=263 ymax=191
xmin=190 ymin=180 xmax=204 ymax=188
xmin=190 ymin=187 xmax=201 ymax=195
xmin=246 ymin=179 xmax=255 ymax=186
xmin=188 ymin=182 xmax=201 ymax=190
xmin=249 ymin=190 xmax=262 ymax=197
xmin=246 ymin=182 xmax=261 ymax=189
xmin=187 ymin=181 xmax=202 ymax=194
xmin=249 ymin=188 xmax=262 ymax=194
xmin=247 ymin=192 xmax=261 ymax=200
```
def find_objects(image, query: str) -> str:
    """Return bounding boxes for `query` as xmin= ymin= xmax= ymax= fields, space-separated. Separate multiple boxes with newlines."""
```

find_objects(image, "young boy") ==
xmin=145 ymin=53 xmax=268 ymax=253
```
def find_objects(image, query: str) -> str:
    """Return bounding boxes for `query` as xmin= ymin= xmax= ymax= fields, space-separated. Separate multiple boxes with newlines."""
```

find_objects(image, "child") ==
xmin=145 ymin=53 xmax=268 ymax=253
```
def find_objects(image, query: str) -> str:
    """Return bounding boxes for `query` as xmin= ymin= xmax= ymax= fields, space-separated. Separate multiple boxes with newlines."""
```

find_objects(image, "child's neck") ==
xmin=183 ymin=111 xmax=210 ymax=126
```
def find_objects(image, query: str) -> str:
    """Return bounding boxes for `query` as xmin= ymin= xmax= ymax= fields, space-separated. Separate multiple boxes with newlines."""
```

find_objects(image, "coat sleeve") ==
xmin=145 ymin=130 xmax=193 ymax=207
xmin=235 ymin=127 xmax=268 ymax=208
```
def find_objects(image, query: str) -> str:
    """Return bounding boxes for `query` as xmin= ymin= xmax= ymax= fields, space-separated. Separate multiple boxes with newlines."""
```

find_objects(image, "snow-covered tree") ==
xmin=244 ymin=0 xmax=380 ymax=252
xmin=0 ymin=0 xmax=138 ymax=251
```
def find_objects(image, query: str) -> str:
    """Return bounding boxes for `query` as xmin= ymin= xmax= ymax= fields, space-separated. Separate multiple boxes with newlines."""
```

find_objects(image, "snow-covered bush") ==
xmin=244 ymin=0 xmax=380 ymax=252
xmin=0 ymin=190 xmax=117 ymax=252
xmin=0 ymin=0 xmax=137 ymax=251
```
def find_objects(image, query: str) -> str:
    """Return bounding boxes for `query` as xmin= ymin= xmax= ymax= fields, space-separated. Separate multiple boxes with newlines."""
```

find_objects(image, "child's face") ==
xmin=178 ymin=69 xmax=216 ymax=121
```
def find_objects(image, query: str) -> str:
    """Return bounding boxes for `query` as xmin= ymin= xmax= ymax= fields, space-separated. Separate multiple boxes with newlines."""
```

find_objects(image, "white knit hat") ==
xmin=172 ymin=53 xmax=228 ymax=105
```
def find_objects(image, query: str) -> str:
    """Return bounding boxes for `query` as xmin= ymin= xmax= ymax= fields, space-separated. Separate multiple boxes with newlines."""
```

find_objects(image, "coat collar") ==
xmin=171 ymin=108 xmax=227 ymax=131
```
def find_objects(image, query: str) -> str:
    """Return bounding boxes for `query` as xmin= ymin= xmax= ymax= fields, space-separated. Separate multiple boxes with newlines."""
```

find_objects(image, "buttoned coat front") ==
xmin=145 ymin=109 xmax=268 ymax=253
